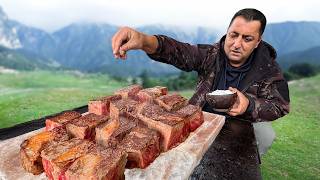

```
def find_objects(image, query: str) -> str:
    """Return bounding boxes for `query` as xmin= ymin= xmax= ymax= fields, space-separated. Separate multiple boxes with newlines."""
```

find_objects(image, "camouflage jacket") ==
xmin=148 ymin=35 xmax=290 ymax=122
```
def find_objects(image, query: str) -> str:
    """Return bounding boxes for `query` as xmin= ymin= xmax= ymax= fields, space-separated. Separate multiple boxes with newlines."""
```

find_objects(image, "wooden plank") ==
xmin=0 ymin=112 xmax=224 ymax=180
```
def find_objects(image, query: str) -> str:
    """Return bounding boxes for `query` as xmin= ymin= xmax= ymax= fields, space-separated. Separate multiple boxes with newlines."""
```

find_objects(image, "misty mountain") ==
xmin=8 ymin=20 xmax=56 ymax=58
xmin=0 ymin=6 xmax=319 ymax=76
xmin=278 ymin=46 xmax=320 ymax=69
xmin=0 ymin=7 xmax=21 ymax=49
xmin=263 ymin=21 xmax=320 ymax=55
xmin=0 ymin=6 xmax=60 ymax=71
xmin=0 ymin=45 xmax=57 ymax=70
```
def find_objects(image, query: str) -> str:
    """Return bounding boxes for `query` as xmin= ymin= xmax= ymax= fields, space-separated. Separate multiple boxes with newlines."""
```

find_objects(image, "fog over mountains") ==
xmin=0 ymin=6 xmax=320 ymax=76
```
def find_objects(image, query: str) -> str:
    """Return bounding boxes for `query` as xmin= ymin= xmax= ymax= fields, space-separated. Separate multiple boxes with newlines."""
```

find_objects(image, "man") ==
xmin=112 ymin=8 xmax=289 ymax=179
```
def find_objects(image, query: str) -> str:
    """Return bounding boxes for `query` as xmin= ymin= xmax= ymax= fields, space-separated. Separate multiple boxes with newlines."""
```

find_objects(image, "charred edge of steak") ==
xmin=20 ymin=126 xmax=69 ymax=175
xmin=155 ymin=93 xmax=188 ymax=111
xmin=65 ymin=146 xmax=127 ymax=180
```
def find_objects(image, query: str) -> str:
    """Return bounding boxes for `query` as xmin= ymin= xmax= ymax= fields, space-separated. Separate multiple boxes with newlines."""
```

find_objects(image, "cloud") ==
xmin=1 ymin=0 xmax=320 ymax=32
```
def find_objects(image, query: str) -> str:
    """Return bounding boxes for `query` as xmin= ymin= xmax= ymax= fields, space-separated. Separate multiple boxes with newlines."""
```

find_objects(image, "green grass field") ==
xmin=0 ymin=71 xmax=128 ymax=128
xmin=0 ymin=71 xmax=319 ymax=179
xmin=261 ymin=75 xmax=320 ymax=179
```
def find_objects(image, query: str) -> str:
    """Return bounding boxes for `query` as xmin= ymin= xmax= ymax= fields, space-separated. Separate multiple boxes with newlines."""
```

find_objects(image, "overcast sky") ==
xmin=1 ymin=0 xmax=319 ymax=32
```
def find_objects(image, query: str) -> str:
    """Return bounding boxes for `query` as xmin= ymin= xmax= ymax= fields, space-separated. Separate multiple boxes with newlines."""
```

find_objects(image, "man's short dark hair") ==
xmin=229 ymin=8 xmax=267 ymax=36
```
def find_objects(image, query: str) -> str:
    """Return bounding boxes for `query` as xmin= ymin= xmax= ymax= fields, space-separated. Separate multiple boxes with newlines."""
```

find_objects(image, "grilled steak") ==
xmin=45 ymin=111 xmax=81 ymax=131
xmin=95 ymin=118 xmax=120 ymax=147
xmin=41 ymin=138 xmax=95 ymax=180
xmin=120 ymin=125 xmax=160 ymax=169
xmin=137 ymin=86 xmax=168 ymax=102
xmin=137 ymin=102 xmax=189 ymax=151
xmin=20 ymin=126 xmax=69 ymax=175
xmin=65 ymin=147 xmax=127 ymax=180
xmin=176 ymin=104 xmax=204 ymax=132
xmin=106 ymin=115 xmax=139 ymax=148
xmin=88 ymin=95 xmax=122 ymax=116
xmin=109 ymin=98 xmax=140 ymax=120
xmin=20 ymin=85 xmax=206 ymax=177
xmin=66 ymin=113 xmax=108 ymax=140
xmin=155 ymin=93 xmax=188 ymax=111
xmin=114 ymin=84 xmax=142 ymax=99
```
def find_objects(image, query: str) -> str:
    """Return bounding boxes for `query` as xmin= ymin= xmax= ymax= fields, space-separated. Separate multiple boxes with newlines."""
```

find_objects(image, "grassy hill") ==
xmin=261 ymin=75 xmax=320 ymax=179
xmin=0 ymin=71 xmax=319 ymax=179
xmin=0 ymin=71 xmax=128 ymax=128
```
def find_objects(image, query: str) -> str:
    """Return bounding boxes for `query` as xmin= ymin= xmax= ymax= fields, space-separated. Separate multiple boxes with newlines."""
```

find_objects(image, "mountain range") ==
xmin=0 ymin=6 xmax=319 ymax=76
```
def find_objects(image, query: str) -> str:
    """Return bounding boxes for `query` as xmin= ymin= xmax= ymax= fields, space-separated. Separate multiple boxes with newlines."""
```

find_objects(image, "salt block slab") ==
xmin=0 ymin=128 xmax=47 ymax=180
xmin=0 ymin=112 xmax=224 ymax=180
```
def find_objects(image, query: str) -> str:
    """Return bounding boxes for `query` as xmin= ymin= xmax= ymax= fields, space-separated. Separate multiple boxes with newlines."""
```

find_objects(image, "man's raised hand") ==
xmin=111 ymin=27 xmax=158 ymax=60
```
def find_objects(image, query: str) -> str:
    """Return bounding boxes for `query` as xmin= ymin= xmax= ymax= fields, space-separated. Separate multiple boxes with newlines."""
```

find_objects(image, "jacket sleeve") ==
xmin=147 ymin=35 xmax=211 ymax=73
xmin=240 ymin=76 xmax=290 ymax=122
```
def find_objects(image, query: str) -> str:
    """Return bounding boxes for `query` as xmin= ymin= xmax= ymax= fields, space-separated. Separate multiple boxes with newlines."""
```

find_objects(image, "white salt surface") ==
xmin=208 ymin=90 xmax=234 ymax=95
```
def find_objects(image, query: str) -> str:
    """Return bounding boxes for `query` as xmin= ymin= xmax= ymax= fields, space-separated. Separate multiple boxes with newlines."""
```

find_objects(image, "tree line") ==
xmin=283 ymin=63 xmax=320 ymax=81
xmin=136 ymin=62 xmax=320 ymax=90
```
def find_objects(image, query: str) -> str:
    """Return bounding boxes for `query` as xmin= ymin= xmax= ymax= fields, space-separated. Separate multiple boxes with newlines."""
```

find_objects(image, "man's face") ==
xmin=224 ymin=16 xmax=262 ymax=67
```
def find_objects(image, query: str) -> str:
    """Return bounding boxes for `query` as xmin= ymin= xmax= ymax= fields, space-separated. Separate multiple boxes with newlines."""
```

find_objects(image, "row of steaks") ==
xmin=20 ymin=85 xmax=204 ymax=180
